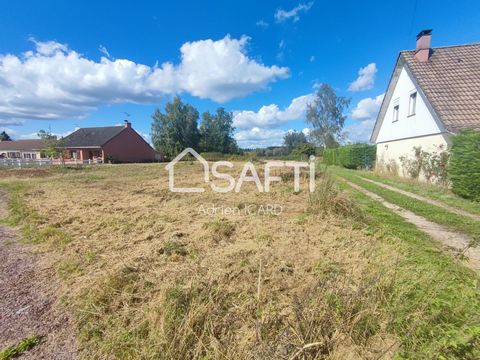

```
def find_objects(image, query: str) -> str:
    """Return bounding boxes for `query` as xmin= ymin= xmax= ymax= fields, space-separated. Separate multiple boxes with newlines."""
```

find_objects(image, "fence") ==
xmin=0 ymin=158 xmax=104 ymax=167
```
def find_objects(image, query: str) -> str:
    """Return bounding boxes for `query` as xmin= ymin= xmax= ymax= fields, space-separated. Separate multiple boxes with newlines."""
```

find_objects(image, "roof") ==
xmin=371 ymin=43 xmax=480 ymax=141
xmin=0 ymin=139 xmax=46 ymax=151
xmin=62 ymin=126 xmax=125 ymax=147
xmin=402 ymin=44 xmax=480 ymax=133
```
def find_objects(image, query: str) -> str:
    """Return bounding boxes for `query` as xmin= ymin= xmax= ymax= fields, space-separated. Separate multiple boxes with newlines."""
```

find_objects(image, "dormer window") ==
xmin=393 ymin=104 xmax=399 ymax=122
xmin=408 ymin=92 xmax=417 ymax=116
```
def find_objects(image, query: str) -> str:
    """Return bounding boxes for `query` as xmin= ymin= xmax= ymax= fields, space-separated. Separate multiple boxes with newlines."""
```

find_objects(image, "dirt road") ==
xmin=0 ymin=191 xmax=76 ymax=359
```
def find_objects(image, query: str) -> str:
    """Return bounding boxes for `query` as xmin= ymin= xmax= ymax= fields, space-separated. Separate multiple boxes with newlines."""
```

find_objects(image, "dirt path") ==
xmin=345 ymin=180 xmax=480 ymax=271
xmin=0 ymin=191 xmax=76 ymax=359
xmin=361 ymin=177 xmax=480 ymax=222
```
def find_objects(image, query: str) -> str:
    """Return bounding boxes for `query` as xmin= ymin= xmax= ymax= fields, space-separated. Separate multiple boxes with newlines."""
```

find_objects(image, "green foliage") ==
xmin=38 ymin=129 xmax=65 ymax=159
xmin=449 ymin=131 xmax=480 ymax=201
xmin=307 ymin=83 xmax=350 ymax=149
xmin=0 ymin=131 xmax=12 ymax=141
xmin=0 ymin=336 xmax=41 ymax=360
xmin=292 ymin=142 xmax=316 ymax=158
xmin=199 ymin=108 xmax=238 ymax=154
xmin=323 ymin=144 xmax=376 ymax=169
xmin=151 ymin=96 xmax=200 ymax=159
xmin=399 ymin=146 xmax=449 ymax=184
xmin=283 ymin=131 xmax=307 ymax=152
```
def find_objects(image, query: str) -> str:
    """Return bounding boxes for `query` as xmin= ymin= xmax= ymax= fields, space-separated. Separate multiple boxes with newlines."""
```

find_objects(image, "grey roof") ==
xmin=0 ymin=139 xmax=46 ymax=151
xmin=62 ymin=126 xmax=125 ymax=147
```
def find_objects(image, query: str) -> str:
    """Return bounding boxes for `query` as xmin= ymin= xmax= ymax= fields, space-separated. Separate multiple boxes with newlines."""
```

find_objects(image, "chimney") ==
xmin=124 ymin=120 xmax=131 ymax=128
xmin=415 ymin=29 xmax=432 ymax=62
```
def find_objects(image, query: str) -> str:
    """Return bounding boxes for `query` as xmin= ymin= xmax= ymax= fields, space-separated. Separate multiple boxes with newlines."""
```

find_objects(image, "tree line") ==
xmin=151 ymin=96 xmax=238 ymax=159
xmin=151 ymin=83 xmax=350 ymax=159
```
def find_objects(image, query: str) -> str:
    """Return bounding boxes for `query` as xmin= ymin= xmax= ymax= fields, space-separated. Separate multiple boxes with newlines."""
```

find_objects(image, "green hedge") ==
xmin=449 ymin=131 xmax=480 ymax=201
xmin=323 ymin=144 xmax=376 ymax=169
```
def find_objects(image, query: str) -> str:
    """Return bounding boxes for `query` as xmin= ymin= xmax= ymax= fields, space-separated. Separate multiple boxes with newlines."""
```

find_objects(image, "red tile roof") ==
xmin=402 ymin=44 xmax=480 ymax=132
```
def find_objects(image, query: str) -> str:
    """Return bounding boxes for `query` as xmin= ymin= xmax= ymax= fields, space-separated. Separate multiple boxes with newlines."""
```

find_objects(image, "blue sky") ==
xmin=1 ymin=0 xmax=479 ymax=148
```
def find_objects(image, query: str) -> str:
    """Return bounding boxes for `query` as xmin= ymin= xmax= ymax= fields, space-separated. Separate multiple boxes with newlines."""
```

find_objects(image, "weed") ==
xmin=0 ymin=336 xmax=41 ymax=360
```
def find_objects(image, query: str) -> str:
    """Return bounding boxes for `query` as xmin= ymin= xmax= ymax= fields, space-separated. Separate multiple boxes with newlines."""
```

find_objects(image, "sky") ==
xmin=1 ymin=0 xmax=480 ymax=148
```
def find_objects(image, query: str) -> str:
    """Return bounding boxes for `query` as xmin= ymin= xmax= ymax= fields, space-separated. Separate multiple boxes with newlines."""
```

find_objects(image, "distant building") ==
xmin=371 ymin=30 xmax=480 ymax=174
xmin=61 ymin=120 xmax=156 ymax=163
xmin=0 ymin=139 xmax=46 ymax=159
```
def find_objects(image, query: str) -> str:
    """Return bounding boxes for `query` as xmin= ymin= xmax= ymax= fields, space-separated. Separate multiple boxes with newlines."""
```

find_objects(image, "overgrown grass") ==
xmin=335 ymin=168 xmax=480 ymax=241
xmin=0 ymin=336 xmax=41 ymax=360
xmin=337 ymin=179 xmax=480 ymax=359
xmin=356 ymin=168 xmax=480 ymax=215
xmin=1 ymin=164 xmax=479 ymax=359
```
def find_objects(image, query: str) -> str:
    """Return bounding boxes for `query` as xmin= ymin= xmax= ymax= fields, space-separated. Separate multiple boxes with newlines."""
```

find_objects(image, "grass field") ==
xmin=1 ymin=163 xmax=479 ymax=359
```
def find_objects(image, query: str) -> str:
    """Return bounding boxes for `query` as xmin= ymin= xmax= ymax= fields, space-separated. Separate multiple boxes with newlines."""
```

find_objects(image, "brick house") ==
xmin=62 ymin=121 xmax=156 ymax=163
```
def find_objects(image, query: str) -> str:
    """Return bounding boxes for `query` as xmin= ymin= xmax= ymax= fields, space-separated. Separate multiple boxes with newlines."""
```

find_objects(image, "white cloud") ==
xmin=275 ymin=2 xmax=314 ymax=23
xmin=233 ymin=93 xmax=314 ymax=129
xmin=234 ymin=127 xmax=285 ymax=148
xmin=344 ymin=93 xmax=384 ymax=143
xmin=256 ymin=20 xmax=269 ymax=28
xmin=348 ymin=63 xmax=377 ymax=92
xmin=350 ymin=93 xmax=384 ymax=119
xmin=99 ymin=45 xmax=112 ymax=59
xmin=309 ymin=55 xmax=315 ymax=62
xmin=0 ymin=36 xmax=288 ymax=122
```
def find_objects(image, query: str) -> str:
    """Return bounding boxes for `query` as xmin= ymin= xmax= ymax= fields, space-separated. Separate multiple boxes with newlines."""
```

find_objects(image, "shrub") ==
xmin=399 ymin=146 xmax=449 ymax=184
xmin=449 ymin=131 xmax=480 ymax=201
xmin=292 ymin=143 xmax=316 ymax=158
xmin=323 ymin=144 xmax=376 ymax=169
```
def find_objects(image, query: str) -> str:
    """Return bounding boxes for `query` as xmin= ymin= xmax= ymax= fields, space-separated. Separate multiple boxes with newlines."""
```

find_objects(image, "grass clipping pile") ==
xmin=3 ymin=164 xmax=415 ymax=358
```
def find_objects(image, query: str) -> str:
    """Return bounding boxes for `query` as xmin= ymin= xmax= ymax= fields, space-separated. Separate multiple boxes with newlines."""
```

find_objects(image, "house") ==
xmin=0 ymin=139 xmax=46 ymax=159
xmin=371 ymin=30 xmax=480 ymax=175
xmin=62 ymin=121 xmax=156 ymax=163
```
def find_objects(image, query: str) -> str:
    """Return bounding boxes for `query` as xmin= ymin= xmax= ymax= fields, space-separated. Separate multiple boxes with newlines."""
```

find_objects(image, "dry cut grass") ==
xmin=1 ymin=163 xmax=478 ymax=359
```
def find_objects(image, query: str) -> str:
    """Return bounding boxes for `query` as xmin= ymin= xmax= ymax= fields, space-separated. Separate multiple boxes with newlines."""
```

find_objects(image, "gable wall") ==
xmin=376 ymin=66 xmax=444 ymax=143
xmin=102 ymin=127 xmax=156 ymax=162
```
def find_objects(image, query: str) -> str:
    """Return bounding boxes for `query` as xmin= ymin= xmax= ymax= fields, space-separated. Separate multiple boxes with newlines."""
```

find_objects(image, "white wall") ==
xmin=376 ymin=66 xmax=444 ymax=143
xmin=376 ymin=133 xmax=450 ymax=177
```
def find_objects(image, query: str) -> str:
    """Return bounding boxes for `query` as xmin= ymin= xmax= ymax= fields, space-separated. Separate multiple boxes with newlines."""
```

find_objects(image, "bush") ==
xmin=449 ymin=131 xmax=480 ymax=201
xmin=323 ymin=144 xmax=376 ymax=169
xmin=292 ymin=143 xmax=316 ymax=158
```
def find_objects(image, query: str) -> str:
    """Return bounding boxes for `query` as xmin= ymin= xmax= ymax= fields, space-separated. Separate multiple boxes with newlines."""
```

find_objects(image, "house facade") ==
xmin=62 ymin=121 xmax=156 ymax=163
xmin=371 ymin=30 xmax=480 ymax=175
xmin=0 ymin=139 xmax=46 ymax=159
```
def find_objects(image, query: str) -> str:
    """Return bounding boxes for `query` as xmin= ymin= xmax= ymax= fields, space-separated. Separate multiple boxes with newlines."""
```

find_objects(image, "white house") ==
xmin=371 ymin=30 xmax=480 ymax=175
xmin=0 ymin=139 xmax=46 ymax=159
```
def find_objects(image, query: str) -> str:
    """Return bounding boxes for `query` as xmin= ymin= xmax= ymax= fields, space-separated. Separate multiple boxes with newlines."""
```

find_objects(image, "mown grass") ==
xmin=337 ymin=179 xmax=480 ymax=359
xmin=356 ymin=168 xmax=480 ymax=215
xmin=334 ymin=168 xmax=480 ymax=242
xmin=0 ymin=336 xmax=41 ymax=360
xmin=1 ymin=164 xmax=479 ymax=359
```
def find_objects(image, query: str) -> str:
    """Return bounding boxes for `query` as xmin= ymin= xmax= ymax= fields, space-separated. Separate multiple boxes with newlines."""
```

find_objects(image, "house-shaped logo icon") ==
xmin=165 ymin=148 xmax=209 ymax=192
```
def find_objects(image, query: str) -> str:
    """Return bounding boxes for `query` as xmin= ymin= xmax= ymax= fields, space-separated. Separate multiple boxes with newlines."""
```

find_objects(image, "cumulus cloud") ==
xmin=275 ymin=2 xmax=314 ymax=23
xmin=0 ymin=36 xmax=288 ymax=122
xmin=350 ymin=93 xmax=384 ymax=120
xmin=348 ymin=63 xmax=377 ymax=92
xmin=344 ymin=93 xmax=384 ymax=143
xmin=234 ymin=127 xmax=286 ymax=148
xmin=233 ymin=93 xmax=314 ymax=129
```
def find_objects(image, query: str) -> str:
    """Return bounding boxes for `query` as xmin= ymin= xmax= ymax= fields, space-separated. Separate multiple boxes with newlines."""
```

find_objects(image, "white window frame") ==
xmin=392 ymin=99 xmax=400 ymax=122
xmin=408 ymin=91 xmax=417 ymax=116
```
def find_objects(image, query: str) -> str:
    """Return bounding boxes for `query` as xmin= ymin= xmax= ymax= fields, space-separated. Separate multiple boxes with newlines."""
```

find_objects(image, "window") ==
xmin=393 ymin=104 xmax=399 ymax=122
xmin=408 ymin=92 xmax=417 ymax=116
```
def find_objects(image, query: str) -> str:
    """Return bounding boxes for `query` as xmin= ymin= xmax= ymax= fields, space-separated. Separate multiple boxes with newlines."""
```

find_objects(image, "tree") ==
xmin=151 ymin=97 xmax=200 ymax=159
xmin=306 ymin=83 xmax=350 ymax=149
xmin=38 ymin=130 xmax=65 ymax=162
xmin=200 ymin=108 xmax=238 ymax=154
xmin=283 ymin=131 xmax=307 ymax=152
xmin=292 ymin=143 xmax=316 ymax=158
xmin=0 ymin=131 xmax=12 ymax=141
